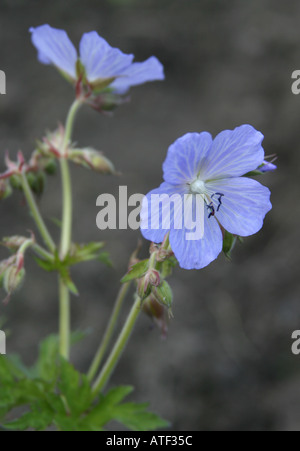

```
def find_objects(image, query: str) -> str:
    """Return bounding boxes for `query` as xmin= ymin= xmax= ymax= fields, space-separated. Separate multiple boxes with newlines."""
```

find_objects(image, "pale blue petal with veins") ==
xmin=30 ymin=25 xmax=164 ymax=93
xmin=141 ymin=125 xmax=273 ymax=270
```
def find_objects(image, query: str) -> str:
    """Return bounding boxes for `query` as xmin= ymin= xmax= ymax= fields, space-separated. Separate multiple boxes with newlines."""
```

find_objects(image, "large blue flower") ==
xmin=140 ymin=125 xmax=273 ymax=270
xmin=30 ymin=25 xmax=164 ymax=93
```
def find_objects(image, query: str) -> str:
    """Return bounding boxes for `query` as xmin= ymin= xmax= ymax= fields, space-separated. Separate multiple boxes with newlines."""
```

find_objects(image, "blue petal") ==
xmin=111 ymin=57 xmax=165 ymax=94
xmin=30 ymin=25 xmax=77 ymax=79
xmin=79 ymin=32 xmax=134 ymax=82
xmin=169 ymin=213 xmax=223 ymax=270
xmin=260 ymin=161 xmax=277 ymax=172
xmin=140 ymin=182 xmax=188 ymax=243
xmin=163 ymin=132 xmax=213 ymax=186
xmin=200 ymin=125 xmax=265 ymax=180
xmin=206 ymin=177 xmax=272 ymax=236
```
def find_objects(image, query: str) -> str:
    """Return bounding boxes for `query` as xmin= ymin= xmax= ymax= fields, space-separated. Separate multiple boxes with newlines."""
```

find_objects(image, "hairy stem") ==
xmin=92 ymin=295 xmax=141 ymax=394
xmin=58 ymin=99 xmax=82 ymax=359
xmin=59 ymin=99 xmax=82 ymax=260
xmin=87 ymin=282 xmax=131 ymax=382
xmin=20 ymin=173 xmax=55 ymax=253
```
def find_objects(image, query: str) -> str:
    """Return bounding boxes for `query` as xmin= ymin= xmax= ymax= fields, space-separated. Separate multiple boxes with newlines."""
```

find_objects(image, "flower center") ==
xmin=189 ymin=178 xmax=207 ymax=195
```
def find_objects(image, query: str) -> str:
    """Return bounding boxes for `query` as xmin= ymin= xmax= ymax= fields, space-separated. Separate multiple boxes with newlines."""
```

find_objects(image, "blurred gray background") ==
xmin=0 ymin=0 xmax=299 ymax=431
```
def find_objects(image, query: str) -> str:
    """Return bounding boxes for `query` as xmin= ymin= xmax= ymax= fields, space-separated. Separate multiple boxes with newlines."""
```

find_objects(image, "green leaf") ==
xmin=50 ymin=217 xmax=62 ymax=229
xmin=159 ymin=257 xmax=178 ymax=279
xmin=57 ymin=359 xmax=93 ymax=418
xmin=243 ymin=170 xmax=263 ymax=177
xmin=36 ymin=335 xmax=59 ymax=382
xmin=5 ymin=401 xmax=55 ymax=431
xmin=66 ymin=242 xmax=105 ymax=266
xmin=98 ymin=251 xmax=113 ymax=267
xmin=79 ymin=386 xmax=169 ymax=431
xmin=63 ymin=272 xmax=79 ymax=296
xmin=113 ymin=402 xmax=169 ymax=431
xmin=222 ymin=230 xmax=237 ymax=260
xmin=121 ymin=259 xmax=149 ymax=283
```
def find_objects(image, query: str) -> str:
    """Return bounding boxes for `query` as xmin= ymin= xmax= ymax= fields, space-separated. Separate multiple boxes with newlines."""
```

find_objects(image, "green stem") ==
xmin=20 ymin=173 xmax=55 ymax=253
xmin=59 ymin=159 xmax=72 ymax=260
xmin=59 ymin=98 xmax=82 ymax=260
xmin=87 ymin=282 xmax=131 ymax=382
xmin=32 ymin=243 xmax=54 ymax=262
xmin=58 ymin=99 xmax=82 ymax=359
xmin=18 ymin=238 xmax=34 ymax=256
xmin=92 ymin=295 xmax=141 ymax=395
xmin=59 ymin=277 xmax=70 ymax=359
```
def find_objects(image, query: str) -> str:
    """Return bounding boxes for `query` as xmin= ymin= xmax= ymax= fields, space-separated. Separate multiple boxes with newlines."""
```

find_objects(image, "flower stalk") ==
xmin=92 ymin=294 xmax=141 ymax=394
xmin=58 ymin=98 xmax=82 ymax=359
xmin=87 ymin=281 xmax=131 ymax=382
xmin=20 ymin=172 xmax=56 ymax=253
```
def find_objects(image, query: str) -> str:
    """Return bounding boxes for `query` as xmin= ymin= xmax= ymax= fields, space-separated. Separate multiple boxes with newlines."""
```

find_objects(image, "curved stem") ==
xmin=20 ymin=173 xmax=55 ymax=253
xmin=87 ymin=282 xmax=131 ymax=382
xmin=92 ymin=295 xmax=141 ymax=395
xmin=58 ymin=99 xmax=82 ymax=359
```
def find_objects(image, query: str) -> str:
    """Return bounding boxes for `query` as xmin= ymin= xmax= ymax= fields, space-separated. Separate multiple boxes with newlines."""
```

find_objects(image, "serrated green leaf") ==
xmin=58 ymin=359 xmax=93 ymax=417
xmin=114 ymin=402 xmax=169 ymax=431
xmin=78 ymin=385 xmax=168 ymax=432
xmin=5 ymin=401 xmax=54 ymax=431
xmin=36 ymin=335 xmax=59 ymax=382
xmin=121 ymin=259 xmax=149 ymax=283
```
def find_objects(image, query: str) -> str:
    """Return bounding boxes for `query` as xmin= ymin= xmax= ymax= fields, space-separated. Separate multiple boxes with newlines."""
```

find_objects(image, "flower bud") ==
xmin=144 ymin=269 xmax=161 ymax=288
xmin=143 ymin=294 xmax=168 ymax=338
xmin=0 ymin=180 xmax=12 ymax=200
xmin=151 ymin=280 xmax=173 ymax=317
xmin=2 ymin=236 xmax=28 ymax=252
xmin=3 ymin=266 xmax=26 ymax=298
xmin=44 ymin=158 xmax=57 ymax=175
xmin=69 ymin=148 xmax=115 ymax=174
xmin=27 ymin=172 xmax=46 ymax=195
xmin=260 ymin=160 xmax=277 ymax=173
xmin=137 ymin=277 xmax=151 ymax=300
xmin=37 ymin=128 xmax=65 ymax=158
xmin=9 ymin=174 xmax=22 ymax=190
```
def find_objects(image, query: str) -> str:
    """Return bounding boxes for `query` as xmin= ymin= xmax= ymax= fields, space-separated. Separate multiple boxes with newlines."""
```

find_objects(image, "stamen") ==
xmin=206 ymin=192 xmax=224 ymax=219
xmin=211 ymin=192 xmax=224 ymax=212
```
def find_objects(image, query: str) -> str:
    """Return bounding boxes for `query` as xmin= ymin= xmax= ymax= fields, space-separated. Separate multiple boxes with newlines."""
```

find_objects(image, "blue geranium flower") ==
xmin=30 ymin=25 xmax=164 ymax=94
xmin=140 ymin=125 xmax=273 ymax=270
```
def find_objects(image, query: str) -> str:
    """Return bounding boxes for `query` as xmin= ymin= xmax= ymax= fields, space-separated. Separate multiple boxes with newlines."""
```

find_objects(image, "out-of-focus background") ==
xmin=0 ymin=0 xmax=299 ymax=431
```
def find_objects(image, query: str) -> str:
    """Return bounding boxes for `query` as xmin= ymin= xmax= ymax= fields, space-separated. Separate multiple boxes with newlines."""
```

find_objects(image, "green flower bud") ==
xmin=9 ymin=174 xmax=22 ymax=190
xmin=69 ymin=148 xmax=115 ymax=175
xmin=44 ymin=158 xmax=57 ymax=175
xmin=137 ymin=277 xmax=151 ymax=301
xmin=0 ymin=180 xmax=12 ymax=200
xmin=3 ymin=266 xmax=26 ymax=296
xmin=151 ymin=280 xmax=173 ymax=317
xmin=31 ymin=172 xmax=46 ymax=195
